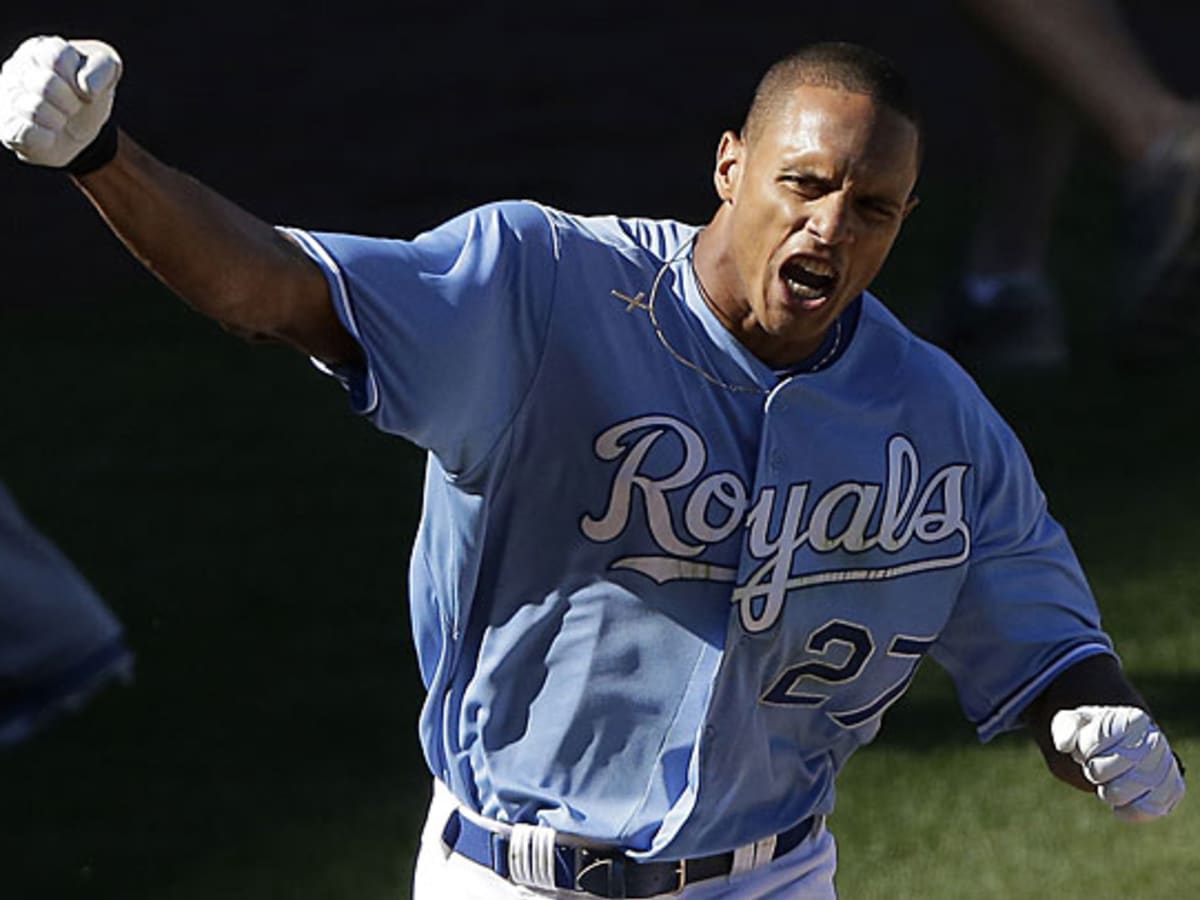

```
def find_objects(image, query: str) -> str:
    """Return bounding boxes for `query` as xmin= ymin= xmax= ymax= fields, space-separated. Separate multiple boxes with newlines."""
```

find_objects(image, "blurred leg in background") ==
xmin=933 ymin=73 xmax=1077 ymax=371
xmin=935 ymin=0 xmax=1200 ymax=371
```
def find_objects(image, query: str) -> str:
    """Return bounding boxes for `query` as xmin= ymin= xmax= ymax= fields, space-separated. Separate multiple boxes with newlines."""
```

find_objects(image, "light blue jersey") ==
xmin=287 ymin=201 xmax=1113 ymax=859
xmin=0 ymin=481 xmax=132 ymax=746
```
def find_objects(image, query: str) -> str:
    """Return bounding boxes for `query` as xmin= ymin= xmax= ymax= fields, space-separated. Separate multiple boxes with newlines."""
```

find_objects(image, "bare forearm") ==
xmin=74 ymin=130 xmax=359 ymax=363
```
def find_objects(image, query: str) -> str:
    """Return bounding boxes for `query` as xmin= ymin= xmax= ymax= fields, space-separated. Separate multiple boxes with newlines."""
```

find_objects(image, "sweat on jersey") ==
xmin=285 ymin=202 xmax=1113 ymax=860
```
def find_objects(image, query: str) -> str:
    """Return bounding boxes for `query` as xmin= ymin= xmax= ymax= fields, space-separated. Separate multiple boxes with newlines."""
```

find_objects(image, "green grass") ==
xmin=835 ymin=722 xmax=1200 ymax=898
xmin=3 ymin=160 xmax=1199 ymax=899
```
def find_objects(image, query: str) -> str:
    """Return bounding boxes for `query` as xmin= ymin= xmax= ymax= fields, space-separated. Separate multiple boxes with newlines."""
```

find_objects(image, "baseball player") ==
xmin=0 ymin=34 xmax=1185 ymax=898
xmin=0 ymin=479 xmax=132 ymax=747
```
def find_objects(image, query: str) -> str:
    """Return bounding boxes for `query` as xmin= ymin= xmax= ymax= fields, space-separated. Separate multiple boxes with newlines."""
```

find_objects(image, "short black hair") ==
xmin=743 ymin=42 xmax=924 ymax=163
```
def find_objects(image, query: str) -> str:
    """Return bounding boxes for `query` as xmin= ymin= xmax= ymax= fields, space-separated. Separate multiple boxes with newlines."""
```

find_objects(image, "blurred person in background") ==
xmin=931 ymin=0 xmax=1200 ymax=372
xmin=0 ymin=480 xmax=132 ymax=747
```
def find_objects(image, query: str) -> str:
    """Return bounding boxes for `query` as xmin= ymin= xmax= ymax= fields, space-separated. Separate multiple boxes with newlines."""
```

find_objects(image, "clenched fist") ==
xmin=1052 ymin=705 xmax=1185 ymax=822
xmin=0 ymin=35 xmax=121 ymax=171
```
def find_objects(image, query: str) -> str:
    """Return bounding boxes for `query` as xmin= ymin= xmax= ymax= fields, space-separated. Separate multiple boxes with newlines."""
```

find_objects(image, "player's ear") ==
xmin=714 ymin=130 xmax=743 ymax=203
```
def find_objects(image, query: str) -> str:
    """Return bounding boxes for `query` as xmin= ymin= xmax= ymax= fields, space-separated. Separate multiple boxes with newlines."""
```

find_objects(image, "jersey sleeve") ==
xmin=283 ymin=200 xmax=560 ymax=476
xmin=929 ymin=409 xmax=1115 ymax=742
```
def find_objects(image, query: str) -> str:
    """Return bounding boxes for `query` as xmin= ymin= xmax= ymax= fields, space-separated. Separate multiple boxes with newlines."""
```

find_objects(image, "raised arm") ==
xmin=0 ymin=36 xmax=360 ymax=365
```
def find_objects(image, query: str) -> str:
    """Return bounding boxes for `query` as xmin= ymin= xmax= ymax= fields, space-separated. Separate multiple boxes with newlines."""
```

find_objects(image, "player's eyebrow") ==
xmin=777 ymin=167 xmax=840 ymax=194
xmin=857 ymin=191 xmax=904 ymax=212
xmin=778 ymin=155 xmax=837 ymax=177
xmin=781 ymin=168 xmax=836 ymax=184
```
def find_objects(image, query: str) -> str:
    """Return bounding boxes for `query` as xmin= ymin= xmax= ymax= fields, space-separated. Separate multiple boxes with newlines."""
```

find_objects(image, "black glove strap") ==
xmin=64 ymin=118 xmax=119 ymax=177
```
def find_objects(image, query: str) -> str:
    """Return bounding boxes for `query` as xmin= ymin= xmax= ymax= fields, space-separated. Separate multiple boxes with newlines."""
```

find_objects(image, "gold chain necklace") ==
xmin=610 ymin=236 xmax=843 ymax=395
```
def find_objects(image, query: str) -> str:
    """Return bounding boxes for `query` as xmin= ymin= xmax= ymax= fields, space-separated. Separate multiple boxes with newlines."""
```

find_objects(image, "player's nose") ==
xmin=805 ymin=193 xmax=853 ymax=246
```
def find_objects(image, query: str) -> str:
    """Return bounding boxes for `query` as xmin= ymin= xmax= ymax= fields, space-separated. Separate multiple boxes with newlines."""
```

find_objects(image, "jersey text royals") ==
xmin=581 ymin=414 xmax=971 ymax=633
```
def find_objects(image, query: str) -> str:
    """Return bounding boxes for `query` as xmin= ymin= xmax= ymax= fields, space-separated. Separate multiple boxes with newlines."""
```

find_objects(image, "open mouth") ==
xmin=781 ymin=257 xmax=838 ymax=306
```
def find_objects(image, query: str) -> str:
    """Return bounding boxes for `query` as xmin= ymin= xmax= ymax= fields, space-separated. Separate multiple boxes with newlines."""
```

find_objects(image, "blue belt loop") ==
xmin=489 ymin=831 xmax=510 ymax=879
xmin=440 ymin=809 xmax=462 ymax=849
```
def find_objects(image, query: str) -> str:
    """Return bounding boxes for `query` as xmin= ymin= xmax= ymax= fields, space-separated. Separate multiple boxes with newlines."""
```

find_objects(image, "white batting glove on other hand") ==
xmin=0 ymin=35 xmax=121 ymax=169
xmin=1052 ymin=705 xmax=1185 ymax=822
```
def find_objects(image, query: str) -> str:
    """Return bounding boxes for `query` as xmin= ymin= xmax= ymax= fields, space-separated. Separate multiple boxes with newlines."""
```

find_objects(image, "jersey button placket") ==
xmin=763 ymin=383 xmax=794 ymax=474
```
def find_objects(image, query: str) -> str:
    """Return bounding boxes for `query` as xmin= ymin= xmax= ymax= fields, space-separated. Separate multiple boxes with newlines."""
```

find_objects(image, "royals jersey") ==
xmin=0 ymin=481 xmax=132 ymax=746
xmin=286 ymin=202 xmax=1113 ymax=859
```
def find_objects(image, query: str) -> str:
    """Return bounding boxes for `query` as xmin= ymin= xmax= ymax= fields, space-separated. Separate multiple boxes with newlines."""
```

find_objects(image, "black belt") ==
xmin=441 ymin=809 xmax=816 ymax=898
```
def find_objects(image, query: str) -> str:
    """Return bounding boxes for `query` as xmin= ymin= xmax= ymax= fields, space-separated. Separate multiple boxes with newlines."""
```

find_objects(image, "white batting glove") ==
xmin=1052 ymin=705 xmax=1185 ymax=822
xmin=0 ymin=35 xmax=122 ymax=169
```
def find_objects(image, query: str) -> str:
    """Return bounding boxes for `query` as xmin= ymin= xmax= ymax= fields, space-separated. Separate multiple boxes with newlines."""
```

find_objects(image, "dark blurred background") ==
xmin=3 ymin=2 xmax=1200 ymax=899
xmin=1 ymin=0 xmax=1191 ymax=301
